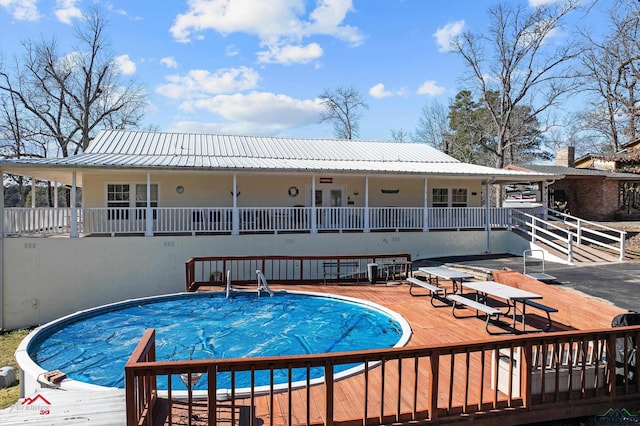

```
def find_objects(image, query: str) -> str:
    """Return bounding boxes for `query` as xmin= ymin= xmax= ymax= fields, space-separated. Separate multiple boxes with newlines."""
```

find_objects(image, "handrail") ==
xmin=512 ymin=209 xmax=626 ymax=262
xmin=225 ymin=270 xmax=231 ymax=298
xmin=125 ymin=325 xmax=640 ymax=425
xmin=255 ymin=269 xmax=274 ymax=296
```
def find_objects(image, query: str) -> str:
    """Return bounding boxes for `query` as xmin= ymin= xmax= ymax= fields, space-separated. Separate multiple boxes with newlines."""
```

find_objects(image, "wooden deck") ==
xmin=131 ymin=269 xmax=637 ymax=426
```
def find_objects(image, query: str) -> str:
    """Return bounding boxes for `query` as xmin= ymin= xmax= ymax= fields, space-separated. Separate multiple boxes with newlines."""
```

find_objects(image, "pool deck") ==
xmin=0 ymin=266 xmax=633 ymax=425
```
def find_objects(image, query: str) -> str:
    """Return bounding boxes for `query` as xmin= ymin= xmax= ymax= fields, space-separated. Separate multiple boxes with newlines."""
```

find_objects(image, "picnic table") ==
xmin=380 ymin=260 xmax=413 ymax=281
xmin=460 ymin=280 xmax=544 ymax=332
xmin=418 ymin=266 xmax=474 ymax=293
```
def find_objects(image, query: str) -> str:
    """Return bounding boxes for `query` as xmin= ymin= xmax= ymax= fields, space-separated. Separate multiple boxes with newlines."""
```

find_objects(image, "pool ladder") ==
xmin=225 ymin=269 xmax=274 ymax=298
xmin=256 ymin=269 xmax=274 ymax=297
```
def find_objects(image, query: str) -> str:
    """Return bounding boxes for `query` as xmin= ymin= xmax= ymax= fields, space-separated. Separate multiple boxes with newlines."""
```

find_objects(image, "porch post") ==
xmin=145 ymin=172 xmax=153 ymax=237
xmin=232 ymin=174 xmax=239 ymax=235
xmin=53 ymin=181 xmax=59 ymax=208
xmin=311 ymin=176 xmax=317 ymax=233
xmin=485 ymin=178 xmax=493 ymax=253
xmin=363 ymin=177 xmax=369 ymax=232
xmin=541 ymin=181 xmax=549 ymax=221
xmin=71 ymin=171 xmax=78 ymax=238
xmin=31 ymin=176 xmax=36 ymax=208
xmin=423 ymin=177 xmax=429 ymax=232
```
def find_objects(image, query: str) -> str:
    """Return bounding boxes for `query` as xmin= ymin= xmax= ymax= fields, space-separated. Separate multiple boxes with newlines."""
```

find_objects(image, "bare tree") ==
xmin=452 ymin=1 xmax=583 ymax=168
xmin=318 ymin=86 xmax=368 ymax=140
xmin=0 ymin=6 xmax=146 ymax=157
xmin=578 ymin=0 xmax=640 ymax=151
xmin=414 ymin=99 xmax=451 ymax=152
xmin=390 ymin=128 xmax=411 ymax=142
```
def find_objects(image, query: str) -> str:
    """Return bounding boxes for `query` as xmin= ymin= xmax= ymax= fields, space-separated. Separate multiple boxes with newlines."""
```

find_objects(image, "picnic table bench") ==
xmin=447 ymin=294 xmax=503 ymax=334
xmin=322 ymin=260 xmax=360 ymax=285
xmin=407 ymin=277 xmax=445 ymax=306
xmin=523 ymin=299 xmax=558 ymax=331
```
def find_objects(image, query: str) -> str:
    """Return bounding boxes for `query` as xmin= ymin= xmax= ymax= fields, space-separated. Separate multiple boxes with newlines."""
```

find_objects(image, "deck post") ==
xmin=325 ymin=360 xmax=334 ymax=425
xmin=429 ymin=350 xmax=439 ymax=421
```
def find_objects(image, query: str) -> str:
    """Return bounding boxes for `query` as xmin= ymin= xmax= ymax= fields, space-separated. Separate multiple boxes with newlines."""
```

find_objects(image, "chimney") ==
xmin=556 ymin=146 xmax=575 ymax=167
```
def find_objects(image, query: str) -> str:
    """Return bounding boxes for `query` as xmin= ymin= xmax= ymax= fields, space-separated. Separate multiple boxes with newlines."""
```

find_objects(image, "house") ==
xmin=507 ymin=146 xmax=640 ymax=221
xmin=0 ymin=130 xmax=559 ymax=330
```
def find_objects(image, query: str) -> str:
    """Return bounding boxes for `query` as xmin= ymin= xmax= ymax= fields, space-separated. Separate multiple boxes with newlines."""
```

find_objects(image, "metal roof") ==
xmin=2 ymin=130 xmax=559 ymax=181
xmin=518 ymin=164 xmax=640 ymax=180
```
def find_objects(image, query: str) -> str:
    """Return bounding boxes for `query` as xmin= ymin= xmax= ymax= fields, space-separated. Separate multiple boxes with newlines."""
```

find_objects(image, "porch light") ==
xmin=176 ymin=185 xmax=184 ymax=194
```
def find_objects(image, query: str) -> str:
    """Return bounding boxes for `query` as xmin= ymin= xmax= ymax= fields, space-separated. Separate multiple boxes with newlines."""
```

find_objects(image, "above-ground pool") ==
xmin=20 ymin=290 xmax=411 ymax=392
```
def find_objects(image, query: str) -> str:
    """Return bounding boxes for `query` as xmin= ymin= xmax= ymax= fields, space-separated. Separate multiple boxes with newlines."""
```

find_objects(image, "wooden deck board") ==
xmin=162 ymin=274 xmax=628 ymax=425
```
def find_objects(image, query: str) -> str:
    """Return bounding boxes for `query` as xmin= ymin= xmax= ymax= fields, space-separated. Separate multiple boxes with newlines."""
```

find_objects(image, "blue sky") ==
xmin=0 ymin=0 xmax=607 ymax=142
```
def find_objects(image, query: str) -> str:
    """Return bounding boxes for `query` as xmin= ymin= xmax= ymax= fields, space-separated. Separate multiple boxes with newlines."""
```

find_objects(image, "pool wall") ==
xmin=16 ymin=290 xmax=412 ymax=398
xmin=2 ymin=230 xmax=527 ymax=330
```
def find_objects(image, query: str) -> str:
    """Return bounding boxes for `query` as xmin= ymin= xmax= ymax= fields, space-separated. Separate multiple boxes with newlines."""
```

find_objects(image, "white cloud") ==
xmin=156 ymin=66 xmax=260 ymax=100
xmin=368 ymin=83 xmax=406 ymax=99
xmin=434 ymin=20 xmax=465 ymax=53
xmin=528 ymin=0 xmax=562 ymax=6
xmin=417 ymin=80 xmax=446 ymax=96
xmin=225 ymin=44 xmax=240 ymax=57
xmin=169 ymin=0 xmax=362 ymax=64
xmin=115 ymin=55 xmax=136 ymax=75
xmin=0 ymin=0 xmax=40 ymax=21
xmin=257 ymin=43 xmax=323 ymax=65
xmin=180 ymin=91 xmax=324 ymax=128
xmin=55 ymin=0 xmax=83 ymax=24
xmin=160 ymin=57 xmax=179 ymax=68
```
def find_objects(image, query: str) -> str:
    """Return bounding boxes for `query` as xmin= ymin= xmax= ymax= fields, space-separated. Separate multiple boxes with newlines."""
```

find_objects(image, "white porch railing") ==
xmin=3 ymin=206 xmax=528 ymax=237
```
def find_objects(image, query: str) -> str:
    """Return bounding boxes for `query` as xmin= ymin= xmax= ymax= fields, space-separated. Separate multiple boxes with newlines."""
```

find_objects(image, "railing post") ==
xmin=325 ymin=360 xmax=334 ymax=426
xmin=522 ymin=341 xmax=533 ymax=408
xmin=70 ymin=171 xmax=79 ymax=238
xmin=429 ymin=350 xmax=439 ymax=421
xmin=567 ymin=237 xmax=573 ymax=264
xmin=576 ymin=219 xmax=582 ymax=245
xmin=620 ymin=231 xmax=626 ymax=261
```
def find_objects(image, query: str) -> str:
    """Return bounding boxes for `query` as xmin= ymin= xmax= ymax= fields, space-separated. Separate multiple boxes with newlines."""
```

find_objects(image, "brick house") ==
xmin=508 ymin=146 xmax=640 ymax=221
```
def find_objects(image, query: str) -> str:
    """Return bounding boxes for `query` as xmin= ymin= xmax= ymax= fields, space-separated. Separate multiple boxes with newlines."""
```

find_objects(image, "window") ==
xmin=451 ymin=188 xmax=468 ymax=207
xmin=107 ymin=184 xmax=130 ymax=220
xmin=107 ymin=183 xmax=158 ymax=220
xmin=432 ymin=187 xmax=468 ymax=207
xmin=432 ymin=188 xmax=448 ymax=207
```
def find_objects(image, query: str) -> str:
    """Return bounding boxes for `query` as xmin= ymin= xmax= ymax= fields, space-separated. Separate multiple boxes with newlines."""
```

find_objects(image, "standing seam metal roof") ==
xmin=2 ymin=130 xmax=558 ymax=179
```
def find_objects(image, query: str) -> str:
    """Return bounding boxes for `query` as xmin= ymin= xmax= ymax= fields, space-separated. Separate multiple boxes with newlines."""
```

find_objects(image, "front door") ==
xmin=314 ymin=187 xmax=345 ymax=229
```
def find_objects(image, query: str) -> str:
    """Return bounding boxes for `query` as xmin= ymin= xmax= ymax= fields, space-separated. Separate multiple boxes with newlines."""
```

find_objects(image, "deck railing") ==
xmin=184 ymin=254 xmax=412 ymax=292
xmin=125 ymin=326 xmax=640 ymax=426
xmin=3 ymin=206 xmax=534 ymax=237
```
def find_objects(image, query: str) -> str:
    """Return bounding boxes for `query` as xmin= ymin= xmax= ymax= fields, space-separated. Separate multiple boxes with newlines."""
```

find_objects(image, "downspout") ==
xmin=485 ymin=177 xmax=496 ymax=254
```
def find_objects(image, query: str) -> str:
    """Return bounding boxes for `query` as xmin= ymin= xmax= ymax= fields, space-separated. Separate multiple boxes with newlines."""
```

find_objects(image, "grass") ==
xmin=0 ymin=329 xmax=30 ymax=409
